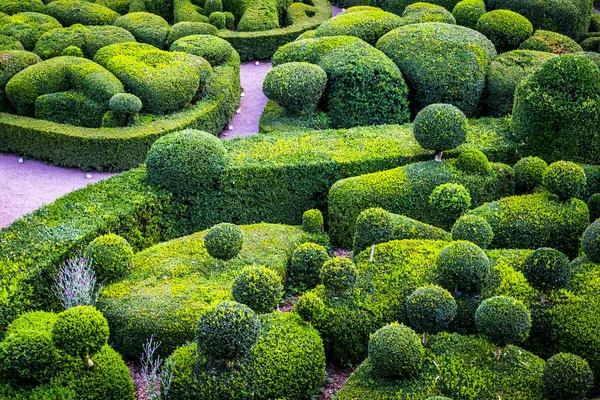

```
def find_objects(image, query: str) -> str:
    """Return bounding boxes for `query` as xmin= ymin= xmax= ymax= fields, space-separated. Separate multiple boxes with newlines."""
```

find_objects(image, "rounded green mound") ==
xmin=514 ymin=156 xmax=548 ymax=192
xmin=113 ymin=12 xmax=170 ymax=49
xmin=167 ymin=22 xmax=218 ymax=46
xmin=85 ymin=234 xmax=133 ymax=282
xmin=0 ymin=12 xmax=62 ymax=51
xmin=413 ymin=103 xmax=468 ymax=156
xmin=302 ymin=209 xmax=324 ymax=234
xmin=0 ymin=50 xmax=41 ymax=109
xmin=522 ymin=247 xmax=570 ymax=293
xmin=429 ymin=183 xmax=471 ymax=229
xmin=231 ymin=265 xmax=283 ymax=314
xmin=454 ymin=148 xmax=491 ymax=175
xmin=320 ymin=256 xmax=358 ymax=294
xmin=271 ymin=36 xmax=363 ymax=66
xmin=368 ymin=322 xmax=424 ymax=378
xmin=542 ymin=161 xmax=587 ymax=201
xmin=0 ymin=0 xmax=44 ymax=15
xmin=402 ymin=2 xmax=456 ymax=25
xmin=582 ymin=220 xmax=600 ymax=263
xmin=451 ymin=214 xmax=494 ymax=248
xmin=170 ymin=34 xmax=238 ymax=66
xmin=543 ymin=353 xmax=594 ymax=400
xmin=476 ymin=9 xmax=532 ymax=52
xmin=52 ymin=306 xmax=109 ymax=358
xmin=437 ymin=240 xmax=490 ymax=293
xmin=406 ymin=285 xmax=457 ymax=335
xmin=43 ymin=0 xmax=120 ymax=27
xmin=475 ymin=295 xmax=531 ymax=346
xmin=205 ymin=222 xmax=244 ymax=262
xmin=451 ymin=0 xmax=485 ymax=29
xmin=289 ymin=242 xmax=330 ymax=290
xmin=519 ymin=29 xmax=583 ymax=54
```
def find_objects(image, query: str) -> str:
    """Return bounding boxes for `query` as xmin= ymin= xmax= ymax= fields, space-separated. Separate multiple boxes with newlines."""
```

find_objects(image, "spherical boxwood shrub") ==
xmin=437 ymin=240 xmax=491 ymax=293
xmin=294 ymin=291 xmax=325 ymax=324
xmin=581 ymin=220 xmax=600 ymax=263
xmin=61 ymin=45 xmax=83 ymax=57
xmin=413 ymin=103 xmax=468 ymax=160
xmin=353 ymin=207 xmax=394 ymax=254
xmin=84 ymin=234 xmax=133 ymax=282
xmin=196 ymin=301 xmax=261 ymax=362
xmin=368 ymin=322 xmax=424 ymax=378
xmin=113 ymin=12 xmax=170 ymax=49
xmin=109 ymin=93 xmax=142 ymax=116
xmin=51 ymin=306 xmax=109 ymax=358
xmin=452 ymin=0 xmax=486 ymax=29
xmin=263 ymin=62 xmax=327 ymax=115
xmin=209 ymin=12 xmax=227 ymax=30
xmin=166 ymin=22 xmax=218 ymax=46
xmin=0 ymin=0 xmax=44 ymax=14
xmin=146 ymin=129 xmax=228 ymax=197
xmin=514 ymin=156 xmax=548 ymax=193
xmin=320 ymin=257 xmax=358 ymax=295
xmin=43 ymin=0 xmax=120 ymax=26
xmin=231 ymin=265 xmax=283 ymax=314
xmin=543 ymin=353 xmax=594 ymax=400
xmin=454 ymin=148 xmax=491 ymax=175
xmin=406 ymin=285 xmax=457 ymax=341
xmin=170 ymin=34 xmax=237 ymax=67
xmin=542 ymin=161 xmax=587 ymax=201
xmin=0 ymin=329 xmax=57 ymax=381
xmin=522 ymin=247 xmax=570 ymax=294
xmin=402 ymin=2 xmax=456 ymax=25
xmin=451 ymin=214 xmax=494 ymax=248
xmin=289 ymin=242 xmax=330 ymax=290
xmin=512 ymin=54 xmax=600 ymax=164
xmin=271 ymin=36 xmax=364 ymax=66
xmin=204 ymin=223 xmax=244 ymax=262
xmin=475 ymin=295 xmax=531 ymax=347
xmin=519 ymin=30 xmax=583 ymax=54
xmin=476 ymin=10 xmax=532 ymax=52
xmin=588 ymin=193 xmax=600 ymax=222
xmin=429 ymin=183 xmax=471 ymax=229
xmin=302 ymin=209 xmax=324 ymax=234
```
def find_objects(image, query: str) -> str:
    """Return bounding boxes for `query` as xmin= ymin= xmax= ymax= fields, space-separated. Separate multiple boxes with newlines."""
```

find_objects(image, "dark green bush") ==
xmin=514 ymin=156 xmax=548 ymax=193
xmin=475 ymin=295 xmax=531 ymax=347
xmin=294 ymin=291 xmax=326 ymax=324
xmin=451 ymin=214 xmax=493 ymax=248
xmin=170 ymin=34 xmax=237 ymax=67
xmin=377 ymin=22 xmax=496 ymax=116
xmin=224 ymin=11 xmax=235 ymax=29
xmin=289 ymin=242 xmax=330 ymax=290
xmin=84 ymin=234 xmax=133 ymax=282
xmin=320 ymin=257 xmax=358 ymax=295
xmin=454 ymin=148 xmax=491 ymax=175
xmin=437 ymin=240 xmax=490 ymax=293
xmin=542 ymin=161 xmax=587 ymax=201
xmin=209 ymin=12 xmax=227 ymax=29
xmin=51 ymin=306 xmax=109 ymax=359
xmin=452 ymin=0 xmax=485 ymax=29
xmin=43 ymin=0 xmax=120 ymax=26
xmin=368 ymin=322 xmax=424 ymax=378
xmin=0 ymin=50 xmax=41 ymax=109
xmin=205 ymin=0 xmax=223 ymax=15
xmin=588 ymin=193 xmax=600 ymax=222
xmin=271 ymin=36 xmax=363 ymax=66
xmin=0 ymin=12 xmax=62 ymax=51
xmin=146 ymin=129 xmax=228 ymax=197
xmin=263 ymin=62 xmax=327 ymax=115
xmin=231 ymin=265 xmax=283 ymax=313
xmin=0 ymin=0 xmax=44 ymax=14
xmin=429 ymin=183 xmax=471 ymax=230
xmin=581 ymin=220 xmax=600 ymax=263
xmin=519 ymin=30 xmax=583 ymax=54
xmin=113 ymin=12 xmax=169 ymax=49
xmin=581 ymin=35 xmax=600 ymax=51
xmin=402 ymin=2 xmax=456 ymax=24
xmin=406 ymin=285 xmax=456 ymax=341
xmin=109 ymin=93 xmax=142 ymax=116
xmin=413 ymin=103 xmax=468 ymax=159
xmin=476 ymin=9 xmax=532 ymax=52
xmin=522 ymin=247 xmax=570 ymax=294
xmin=543 ymin=353 xmax=594 ymax=400
xmin=512 ymin=54 xmax=600 ymax=164
xmin=204 ymin=223 xmax=244 ymax=262
xmin=590 ymin=13 xmax=600 ymax=32
xmin=167 ymin=22 xmax=218 ymax=46
xmin=302 ymin=209 xmax=324 ymax=234
xmin=0 ymin=329 xmax=57 ymax=382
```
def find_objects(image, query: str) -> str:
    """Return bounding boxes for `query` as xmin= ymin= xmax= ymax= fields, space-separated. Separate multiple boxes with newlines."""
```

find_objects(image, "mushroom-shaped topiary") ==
xmin=454 ymin=148 xmax=491 ymax=175
xmin=302 ymin=209 xmax=324 ymax=234
xmin=1 ymin=329 xmax=58 ymax=381
xmin=476 ymin=10 xmax=533 ymax=52
xmin=522 ymin=247 xmax=570 ymax=301
xmin=543 ymin=353 xmax=594 ymax=400
xmin=542 ymin=161 xmax=586 ymax=201
xmin=406 ymin=285 xmax=457 ymax=344
xmin=368 ymin=322 xmax=424 ymax=379
xmin=320 ymin=257 xmax=358 ymax=295
xmin=294 ymin=291 xmax=325 ymax=325
xmin=231 ymin=265 xmax=283 ymax=314
xmin=204 ymin=223 xmax=244 ymax=263
xmin=514 ymin=156 xmax=547 ymax=193
xmin=196 ymin=301 xmax=261 ymax=365
xmin=146 ymin=129 xmax=228 ymax=197
xmin=413 ymin=103 xmax=468 ymax=162
xmin=84 ymin=233 xmax=133 ymax=282
xmin=353 ymin=207 xmax=394 ymax=254
xmin=429 ymin=183 xmax=472 ymax=230
xmin=263 ymin=62 xmax=328 ymax=115
xmin=110 ymin=93 xmax=143 ymax=116
xmin=437 ymin=240 xmax=491 ymax=294
xmin=62 ymin=45 xmax=84 ymax=57
xmin=581 ymin=220 xmax=600 ymax=263
xmin=587 ymin=193 xmax=600 ymax=222
xmin=475 ymin=296 xmax=531 ymax=358
xmin=289 ymin=242 xmax=330 ymax=290
xmin=51 ymin=306 xmax=109 ymax=367
xmin=451 ymin=214 xmax=494 ymax=249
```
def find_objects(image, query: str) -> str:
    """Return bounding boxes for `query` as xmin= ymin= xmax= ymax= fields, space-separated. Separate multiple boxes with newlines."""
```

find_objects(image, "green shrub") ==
xmin=519 ymin=30 xmax=583 ymax=54
xmin=543 ymin=353 xmax=594 ymax=400
xmin=33 ymin=25 xmax=88 ymax=60
xmin=146 ymin=129 xmax=227 ymax=197
xmin=235 ymin=0 xmax=283 ymax=32
xmin=302 ymin=209 xmax=324 ymax=234
xmin=224 ymin=11 xmax=235 ymax=29
xmin=170 ymin=34 xmax=237 ymax=66
xmin=167 ymin=22 xmax=218 ymax=46
xmin=4 ymin=311 xmax=57 ymax=337
xmin=271 ymin=36 xmax=363 ymax=66
xmin=294 ymin=291 xmax=325 ymax=324
xmin=451 ymin=214 xmax=493 ymax=248
xmin=0 ymin=329 xmax=57 ymax=382
xmin=406 ymin=285 xmax=456 ymax=341
xmin=0 ymin=12 xmax=62 ymax=51
xmin=61 ymin=45 xmax=83 ymax=57
xmin=581 ymin=220 xmax=600 ymax=263
xmin=289 ymin=242 xmax=330 ymax=290
xmin=581 ymin=35 xmax=600 ymax=51
xmin=0 ymin=50 xmax=41 ymax=108
xmin=51 ymin=306 xmax=109 ymax=359
xmin=263 ymin=62 xmax=327 ymax=115
xmin=129 ymin=0 xmax=174 ymax=21
xmin=452 ymin=0 xmax=485 ymax=29
xmin=205 ymin=0 xmax=223 ymax=14
xmin=514 ymin=156 xmax=548 ymax=193
xmin=590 ymin=13 xmax=600 ymax=32
xmin=512 ymin=55 xmax=600 ymax=164
xmin=204 ymin=223 xmax=244 ymax=262
xmin=83 ymin=25 xmax=136 ymax=59
xmin=0 ymin=34 xmax=22 ymax=51
xmin=402 ymin=2 xmax=456 ymax=24
xmin=231 ymin=265 xmax=283 ymax=313
xmin=84 ymin=234 xmax=133 ymax=282
xmin=542 ymin=161 xmax=587 ymax=201
xmin=377 ymin=22 xmax=496 ymax=116
xmin=314 ymin=9 xmax=405 ymax=45
xmin=476 ymin=10 xmax=532 ymax=52
xmin=454 ymin=148 xmax=491 ymax=175
xmin=437 ymin=240 xmax=490 ymax=294
xmin=588 ymin=193 xmax=600 ymax=222
xmin=368 ymin=322 xmax=424 ymax=378
xmin=522 ymin=247 xmax=570 ymax=295
xmin=320 ymin=257 xmax=358 ymax=294
xmin=0 ymin=0 xmax=44 ymax=14
xmin=475 ymin=295 xmax=531 ymax=347
xmin=43 ymin=0 xmax=120 ymax=26
xmin=413 ymin=103 xmax=468 ymax=160
xmin=209 ymin=11 xmax=227 ymax=29
xmin=113 ymin=12 xmax=169 ymax=49
xmin=429 ymin=183 xmax=471 ymax=230
xmin=109 ymin=93 xmax=142 ymax=116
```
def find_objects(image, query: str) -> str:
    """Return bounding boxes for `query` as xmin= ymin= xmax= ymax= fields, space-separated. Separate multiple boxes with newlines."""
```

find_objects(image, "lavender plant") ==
xmin=141 ymin=336 xmax=175 ymax=400
xmin=53 ymin=255 xmax=100 ymax=309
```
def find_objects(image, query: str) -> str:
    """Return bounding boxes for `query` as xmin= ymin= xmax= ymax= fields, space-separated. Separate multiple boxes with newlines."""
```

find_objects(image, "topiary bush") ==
xmin=170 ymin=34 xmax=237 ymax=67
xmin=231 ymin=265 xmax=283 ymax=314
xmin=43 ymin=0 xmax=120 ymax=27
xmin=581 ymin=220 xmax=600 ymax=263
xmin=519 ymin=30 xmax=583 ymax=54
xmin=452 ymin=0 xmax=486 ymax=29
xmin=263 ymin=62 xmax=327 ymax=115
xmin=512 ymin=54 xmax=600 ymax=164
xmin=0 ymin=12 xmax=62 ymax=51
xmin=0 ymin=328 xmax=58 ymax=382
xmin=204 ymin=223 xmax=244 ymax=262
xmin=205 ymin=0 xmax=223 ymax=15
xmin=406 ymin=285 xmax=457 ymax=344
xmin=429 ymin=183 xmax=471 ymax=230
xmin=166 ymin=22 xmax=218 ymax=46
xmin=0 ymin=34 xmax=23 ymax=51
xmin=294 ymin=291 xmax=325 ymax=324
xmin=402 ymin=2 xmax=456 ymax=24
xmin=84 ymin=234 xmax=133 ymax=282
xmin=522 ymin=247 xmax=570 ymax=296
xmin=320 ymin=257 xmax=358 ymax=295
xmin=514 ymin=156 xmax=548 ymax=193
xmin=454 ymin=148 xmax=491 ymax=175
xmin=353 ymin=207 xmax=394 ymax=254
xmin=542 ymin=161 xmax=587 ymax=201
xmin=475 ymin=295 xmax=531 ymax=351
xmin=113 ymin=12 xmax=170 ymax=49
xmin=209 ymin=12 xmax=227 ymax=29
xmin=289 ymin=242 xmax=330 ymax=290
xmin=437 ymin=240 xmax=490 ymax=293
xmin=0 ymin=50 xmax=41 ymax=109
xmin=302 ymin=209 xmax=324 ymax=234
xmin=588 ymin=193 xmax=600 ymax=222
xmin=581 ymin=36 xmax=600 ymax=52
xmin=271 ymin=36 xmax=363 ymax=66
xmin=476 ymin=9 xmax=532 ymax=52
xmin=109 ymin=93 xmax=143 ymax=114
xmin=451 ymin=214 xmax=494 ymax=248
xmin=368 ymin=322 xmax=424 ymax=378
xmin=146 ymin=129 xmax=228 ymax=197
xmin=51 ymin=306 xmax=109 ymax=360
xmin=61 ymin=45 xmax=83 ymax=57
xmin=413 ymin=103 xmax=468 ymax=161
xmin=543 ymin=353 xmax=594 ymax=400
xmin=0 ymin=0 xmax=44 ymax=15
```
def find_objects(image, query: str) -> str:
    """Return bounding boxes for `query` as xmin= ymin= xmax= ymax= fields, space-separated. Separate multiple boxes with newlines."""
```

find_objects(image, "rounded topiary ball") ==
xmin=414 ymin=103 xmax=468 ymax=159
xmin=231 ymin=265 xmax=283 ymax=314
xmin=62 ymin=45 xmax=84 ymax=57
xmin=437 ymin=240 xmax=491 ymax=293
xmin=429 ymin=183 xmax=472 ymax=229
xmin=302 ymin=209 xmax=324 ymax=234
xmin=289 ymin=242 xmax=330 ymax=289
xmin=368 ymin=322 xmax=424 ymax=378
xmin=542 ymin=161 xmax=586 ymax=201
xmin=454 ymin=148 xmax=491 ymax=175
xmin=196 ymin=301 xmax=261 ymax=361
xmin=84 ymin=234 xmax=133 ymax=282
xmin=204 ymin=223 xmax=244 ymax=262
xmin=451 ymin=214 xmax=494 ymax=249
xmin=146 ymin=129 xmax=228 ymax=197
xmin=476 ymin=10 xmax=533 ymax=52
xmin=581 ymin=220 xmax=600 ymax=263
xmin=353 ymin=207 xmax=394 ymax=254
xmin=109 ymin=93 xmax=143 ymax=115
xmin=514 ymin=156 xmax=547 ymax=192
xmin=406 ymin=285 xmax=457 ymax=337
xmin=52 ymin=306 xmax=109 ymax=358
xmin=475 ymin=296 xmax=531 ymax=347
xmin=263 ymin=62 xmax=327 ymax=115
xmin=522 ymin=247 xmax=570 ymax=293
xmin=320 ymin=257 xmax=358 ymax=294
xmin=2 ymin=329 xmax=57 ymax=381
xmin=294 ymin=291 xmax=325 ymax=324
xmin=543 ymin=353 xmax=594 ymax=400
xmin=587 ymin=193 xmax=600 ymax=222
